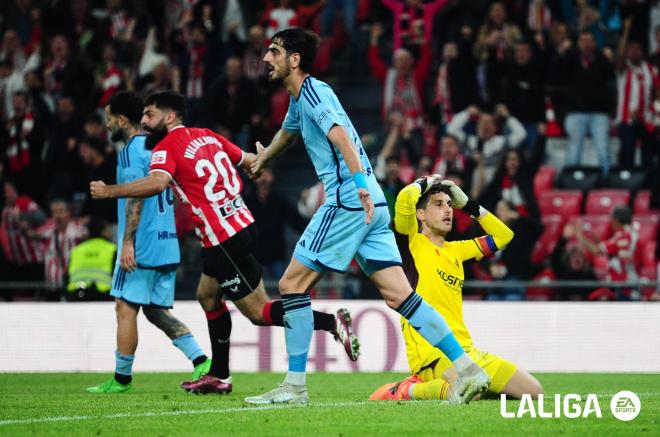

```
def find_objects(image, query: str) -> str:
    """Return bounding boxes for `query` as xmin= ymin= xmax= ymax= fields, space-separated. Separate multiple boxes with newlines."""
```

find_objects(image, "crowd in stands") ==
xmin=0 ymin=0 xmax=659 ymax=301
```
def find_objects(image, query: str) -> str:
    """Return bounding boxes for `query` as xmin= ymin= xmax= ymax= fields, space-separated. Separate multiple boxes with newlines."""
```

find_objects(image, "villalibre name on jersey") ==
xmin=183 ymin=136 xmax=224 ymax=159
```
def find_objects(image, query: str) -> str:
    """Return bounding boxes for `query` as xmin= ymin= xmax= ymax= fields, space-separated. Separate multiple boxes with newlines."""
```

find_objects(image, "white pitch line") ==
xmin=0 ymin=401 xmax=383 ymax=426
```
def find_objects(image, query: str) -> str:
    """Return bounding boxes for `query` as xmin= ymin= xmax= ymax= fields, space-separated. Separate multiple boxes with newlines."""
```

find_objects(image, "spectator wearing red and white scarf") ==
xmin=616 ymin=19 xmax=660 ymax=169
xmin=35 ymin=200 xmax=87 ymax=291
xmin=5 ymin=92 xmax=33 ymax=175
xmin=97 ymin=43 xmax=123 ymax=108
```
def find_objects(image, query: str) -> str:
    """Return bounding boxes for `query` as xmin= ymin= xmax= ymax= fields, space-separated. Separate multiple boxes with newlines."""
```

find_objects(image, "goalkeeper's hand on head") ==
xmin=414 ymin=174 xmax=443 ymax=194
xmin=440 ymin=180 xmax=481 ymax=216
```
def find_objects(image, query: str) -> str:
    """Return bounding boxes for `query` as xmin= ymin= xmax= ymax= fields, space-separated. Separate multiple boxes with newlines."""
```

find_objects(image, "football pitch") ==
xmin=0 ymin=373 xmax=658 ymax=436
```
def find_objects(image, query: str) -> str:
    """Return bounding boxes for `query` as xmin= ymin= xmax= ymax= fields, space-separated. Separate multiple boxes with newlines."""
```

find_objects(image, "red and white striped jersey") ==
xmin=37 ymin=220 xmax=87 ymax=287
xmin=149 ymin=126 xmax=254 ymax=247
xmin=616 ymin=60 xmax=660 ymax=126
xmin=0 ymin=196 xmax=44 ymax=265
xmin=600 ymin=226 xmax=638 ymax=282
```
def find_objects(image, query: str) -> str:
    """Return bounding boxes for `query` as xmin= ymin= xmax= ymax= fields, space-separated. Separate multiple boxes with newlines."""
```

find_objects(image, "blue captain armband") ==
xmin=353 ymin=172 xmax=368 ymax=190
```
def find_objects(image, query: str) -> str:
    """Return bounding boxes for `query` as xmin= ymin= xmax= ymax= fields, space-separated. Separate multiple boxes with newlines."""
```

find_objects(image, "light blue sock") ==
xmin=114 ymin=350 xmax=135 ymax=376
xmin=282 ymin=293 xmax=313 ymax=385
xmin=172 ymin=333 xmax=205 ymax=363
xmin=396 ymin=291 xmax=465 ymax=361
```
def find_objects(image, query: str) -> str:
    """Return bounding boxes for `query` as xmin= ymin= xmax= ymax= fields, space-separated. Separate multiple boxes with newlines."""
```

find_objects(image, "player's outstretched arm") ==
xmin=90 ymin=172 xmax=170 ymax=200
xmin=250 ymin=129 xmax=298 ymax=178
xmin=327 ymin=125 xmax=374 ymax=224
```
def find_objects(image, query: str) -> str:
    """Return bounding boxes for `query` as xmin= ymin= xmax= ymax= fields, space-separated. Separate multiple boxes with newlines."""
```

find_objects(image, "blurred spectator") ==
xmin=374 ymin=112 xmax=407 ymax=216
xmin=575 ymin=204 xmax=640 ymax=300
xmin=66 ymin=217 xmax=116 ymax=301
xmin=78 ymin=136 xmax=117 ymax=225
xmin=220 ymin=0 xmax=248 ymax=54
xmin=575 ymin=0 xmax=606 ymax=48
xmin=431 ymin=134 xmax=476 ymax=195
xmin=260 ymin=1 xmax=327 ymax=40
xmin=44 ymin=95 xmax=84 ymax=200
xmin=478 ymin=148 xmax=540 ymax=219
xmin=32 ymin=199 xmax=87 ymax=300
xmin=379 ymin=0 xmax=447 ymax=52
xmin=432 ymin=26 xmax=481 ymax=126
xmin=446 ymin=104 xmax=525 ymax=196
xmin=320 ymin=0 xmax=358 ymax=52
xmin=551 ymin=222 xmax=598 ymax=300
xmin=0 ymin=40 xmax=40 ymax=121
xmin=244 ymin=169 xmax=307 ymax=282
xmin=474 ymin=1 xmax=522 ymax=104
xmin=242 ymin=25 xmax=268 ymax=83
xmin=501 ymin=41 xmax=546 ymax=151
xmin=96 ymin=42 xmax=124 ymax=109
xmin=558 ymin=30 xmax=615 ymax=175
xmin=297 ymin=180 xmax=326 ymax=219
xmin=83 ymin=113 xmax=106 ymax=142
xmin=652 ymin=25 xmax=660 ymax=69
xmin=369 ymin=23 xmax=432 ymax=165
xmin=483 ymin=200 xmax=542 ymax=300
xmin=43 ymin=34 xmax=94 ymax=110
xmin=0 ymin=179 xmax=46 ymax=290
xmin=615 ymin=18 xmax=660 ymax=169
xmin=526 ymin=0 xmax=553 ymax=34
xmin=205 ymin=56 xmax=260 ymax=148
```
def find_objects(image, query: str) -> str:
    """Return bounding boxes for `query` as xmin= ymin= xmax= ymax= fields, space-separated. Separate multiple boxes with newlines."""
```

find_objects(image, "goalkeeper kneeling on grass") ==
xmin=369 ymin=175 xmax=544 ymax=401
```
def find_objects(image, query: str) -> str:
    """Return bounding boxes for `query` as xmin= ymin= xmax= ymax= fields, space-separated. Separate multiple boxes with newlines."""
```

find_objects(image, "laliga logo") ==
xmin=500 ymin=391 xmax=641 ymax=420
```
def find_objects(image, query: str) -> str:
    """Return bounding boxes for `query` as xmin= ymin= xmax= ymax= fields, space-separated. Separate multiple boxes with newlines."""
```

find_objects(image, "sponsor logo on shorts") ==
xmin=501 ymin=391 xmax=641 ymax=420
xmin=157 ymin=231 xmax=177 ymax=240
xmin=151 ymin=151 xmax=167 ymax=165
xmin=220 ymin=275 xmax=241 ymax=290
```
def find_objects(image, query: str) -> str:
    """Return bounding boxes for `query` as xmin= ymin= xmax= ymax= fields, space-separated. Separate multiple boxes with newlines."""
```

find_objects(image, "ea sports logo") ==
xmin=610 ymin=391 xmax=641 ymax=421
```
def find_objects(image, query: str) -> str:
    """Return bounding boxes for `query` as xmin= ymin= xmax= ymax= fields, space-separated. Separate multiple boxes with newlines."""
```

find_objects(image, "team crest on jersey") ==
xmin=151 ymin=151 xmax=167 ymax=164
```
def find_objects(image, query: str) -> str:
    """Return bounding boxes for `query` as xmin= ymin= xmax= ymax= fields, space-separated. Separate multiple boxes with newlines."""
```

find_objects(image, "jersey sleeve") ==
xmin=456 ymin=211 xmax=515 ymax=262
xmin=394 ymin=183 xmax=421 ymax=237
xmin=282 ymin=97 xmax=301 ymax=134
xmin=209 ymin=130 xmax=243 ymax=165
xmin=149 ymin=140 xmax=176 ymax=179
xmin=601 ymin=233 xmax=629 ymax=256
xmin=302 ymin=85 xmax=344 ymax=137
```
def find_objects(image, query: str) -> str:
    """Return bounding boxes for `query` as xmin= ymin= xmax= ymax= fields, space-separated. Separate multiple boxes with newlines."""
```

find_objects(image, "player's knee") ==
xmin=115 ymin=299 xmax=135 ymax=319
xmin=196 ymin=289 xmax=216 ymax=311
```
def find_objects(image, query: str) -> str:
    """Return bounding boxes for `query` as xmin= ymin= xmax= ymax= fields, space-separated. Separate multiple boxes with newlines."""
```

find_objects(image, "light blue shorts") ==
xmin=293 ymin=203 xmax=402 ymax=276
xmin=110 ymin=265 xmax=177 ymax=308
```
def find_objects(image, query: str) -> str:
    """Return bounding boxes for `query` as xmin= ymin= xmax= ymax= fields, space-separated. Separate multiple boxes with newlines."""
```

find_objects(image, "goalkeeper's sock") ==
xmin=396 ymin=291 xmax=469 ymax=364
xmin=281 ymin=293 xmax=313 ymax=386
xmin=205 ymin=303 xmax=231 ymax=379
xmin=410 ymin=378 xmax=450 ymax=400
xmin=114 ymin=350 xmax=134 ymax=385
xmin=172 ymin=333 xmax=207 ymax=366
xmin=264 ymin=300 xmax=335 ymax=332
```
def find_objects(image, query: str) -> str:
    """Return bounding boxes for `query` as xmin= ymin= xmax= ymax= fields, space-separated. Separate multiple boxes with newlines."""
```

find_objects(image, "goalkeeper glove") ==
xmin=440 ymin=180 xmax=480 ymax=216
xmin=414 ymin=174 xmax=442 ymax=194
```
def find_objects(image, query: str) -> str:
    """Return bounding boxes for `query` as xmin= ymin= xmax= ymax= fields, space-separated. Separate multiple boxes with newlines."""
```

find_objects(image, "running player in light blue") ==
xmin=87 ymin=91 xmax=210 ymax=394
xmin=244 ymin=28 xmax=491 ymax=405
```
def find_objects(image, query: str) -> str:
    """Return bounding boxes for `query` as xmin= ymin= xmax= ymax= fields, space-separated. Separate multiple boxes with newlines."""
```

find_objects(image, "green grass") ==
xmin=0 ymin=373 xmax=658 ymax=436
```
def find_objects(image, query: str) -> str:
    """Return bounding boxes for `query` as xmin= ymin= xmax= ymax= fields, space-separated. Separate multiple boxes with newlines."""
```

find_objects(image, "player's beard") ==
xmin=110 ymin=128 xmax=125 ymax=143
xmin=144 ymin=124 xmax=168 ymax=150
xmin=269 ymin=61 xmax=291 ymax=83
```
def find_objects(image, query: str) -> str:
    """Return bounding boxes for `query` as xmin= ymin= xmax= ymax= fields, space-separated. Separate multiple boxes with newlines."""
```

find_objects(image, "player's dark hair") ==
xmin=107 ymin=91 xmax=144 ymax=126
xmin=416 ymin=181 xmax=447 ymax=210
xmin=271 ymin=28 xmax=320 ymax=73
xmin=145 ymin=90 xmax=186 ymax=121
xmin=611 ymin=204 xmax=632 ymax=225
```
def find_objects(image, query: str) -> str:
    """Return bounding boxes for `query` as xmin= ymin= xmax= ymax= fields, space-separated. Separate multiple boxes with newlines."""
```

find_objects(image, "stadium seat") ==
xmin=638 ymin=241 xmax=657 ymax=269
xmin=633 ymin=190 xmax=659 ymax=214
xmin=532 ymin=215 xmax=564 ymax=264
xmin=557 ymin=166 xmax=602 ymax=191
xmin=526 ymin=268 xmax=556 ymax=301
xmin=538 ymin=190 xmax=583 ymax=219
xmin=533 ymin=165 xmax=556 ymax=199
xmin=632 ymin=214 xmax=659 ymax=243
xmin=585 ymin=189 xmax=631 ymax=215
xmin=570 ymin=215 xmax=611 ymax=241
xmin=606 ymin=167 xmax=647 ymax=191
xmin=270 ymin=89 xmax=290 ymax=130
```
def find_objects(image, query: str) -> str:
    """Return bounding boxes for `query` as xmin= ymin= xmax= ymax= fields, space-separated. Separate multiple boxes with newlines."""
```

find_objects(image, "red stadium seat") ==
xmin=527 ymin=268 xmax=556 ymax=301
xmin=533 ymin=165 xmax=556 ymax=199
xmin=269 ymin=89 xmax=290 ymax=130
xmin=538 ymin=190 xmax=583 ymax=219
xmin=585 ymin=189 xmax=631 ymax=215
xmin=633 ymin=190 xmax=658 ymax=214
xmin=569 ymin=214 xmax=611 ymax=241
xmin=632 ymin=214 xmax=659 ymax=242
xmin=638 ymin=241 xmax=657 ymax=269
xmin=531 ymin=215 xmax=564 ymax=264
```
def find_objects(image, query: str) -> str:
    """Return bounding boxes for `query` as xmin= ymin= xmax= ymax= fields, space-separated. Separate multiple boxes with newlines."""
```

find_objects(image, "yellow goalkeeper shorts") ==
xmin=416 ymin=346 xmax=517 ymax=394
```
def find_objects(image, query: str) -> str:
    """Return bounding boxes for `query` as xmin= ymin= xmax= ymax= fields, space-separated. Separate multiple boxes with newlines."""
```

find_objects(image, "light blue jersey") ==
xmin=286 ymin=77 xmax=401 ymax=275
xmin=282 ymin=76 xmax=385 ymax=210
xmin=116 ymin=135 xmax=180 ymax=268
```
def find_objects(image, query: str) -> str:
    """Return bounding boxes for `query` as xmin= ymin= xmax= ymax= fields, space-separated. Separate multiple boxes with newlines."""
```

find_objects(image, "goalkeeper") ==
xmin=369 ymin=176 xmax=544 ymax=401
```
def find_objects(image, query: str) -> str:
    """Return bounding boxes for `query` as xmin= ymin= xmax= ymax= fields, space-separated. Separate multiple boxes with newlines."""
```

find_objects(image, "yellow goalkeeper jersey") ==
xmin=394 ymin=183 xmax=514 ymax=374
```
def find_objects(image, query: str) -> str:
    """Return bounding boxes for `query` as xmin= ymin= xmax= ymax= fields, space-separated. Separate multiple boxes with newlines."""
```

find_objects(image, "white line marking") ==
xmin=0 ymin=401 xmax=384 ymax=426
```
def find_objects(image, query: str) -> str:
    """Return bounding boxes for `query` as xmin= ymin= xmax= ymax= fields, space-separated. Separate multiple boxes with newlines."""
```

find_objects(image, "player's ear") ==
xmin=416 ymin=208 xmax=425 ymax=222
xmin=117 ymin=114 xmax=128 ymax=128
xmin=165 ymin=111 xmax=176 ymax=125
xmin=289 ymin=52 xmax=300 ymax=69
